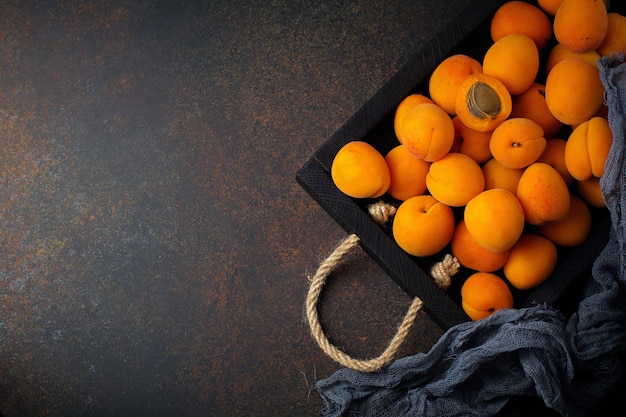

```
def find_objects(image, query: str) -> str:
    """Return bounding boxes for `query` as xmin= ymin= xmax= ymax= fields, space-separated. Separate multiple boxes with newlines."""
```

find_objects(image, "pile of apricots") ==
xmin=330 ymin=0 xmax=625 ymax=321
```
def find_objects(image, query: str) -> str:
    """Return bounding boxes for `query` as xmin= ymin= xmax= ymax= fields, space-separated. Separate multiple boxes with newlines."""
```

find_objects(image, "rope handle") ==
xmin=305 ymin=201 xmax=460 ymax=372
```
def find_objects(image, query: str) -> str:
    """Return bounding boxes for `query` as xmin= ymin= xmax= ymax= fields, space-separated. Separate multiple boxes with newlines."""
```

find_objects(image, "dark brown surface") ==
xmin=0 ymin=1 xmax=471 ymax=416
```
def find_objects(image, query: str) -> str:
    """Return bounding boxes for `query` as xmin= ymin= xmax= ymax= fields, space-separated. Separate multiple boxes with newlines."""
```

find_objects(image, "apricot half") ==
xmin=455 ymin=73 xmax=512 ymax=132
xmin=392 ymin=195 xmax=455 ymax=257
xmin=331 ymin=141 xmax=390 ymax=198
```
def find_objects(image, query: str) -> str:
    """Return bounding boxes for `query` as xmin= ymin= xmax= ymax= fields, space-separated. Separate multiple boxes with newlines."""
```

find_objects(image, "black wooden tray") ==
xmin=296 ymin=0 xmax=614 ymax=330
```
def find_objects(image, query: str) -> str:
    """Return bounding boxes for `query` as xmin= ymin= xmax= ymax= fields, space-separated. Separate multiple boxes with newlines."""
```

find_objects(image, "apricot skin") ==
xmin=554 ymin=0 xmax=608 ymax=53
xmin=461 ymin=272 xmax=514 ymax=321
xmin=395 ymin=103 xmax=455 ymax=162
xmin=331 ymin=141 xmax=390 ymax=199
xmin=429 ymin=54 xmax=482 ymax=115
xmin=597 ymin=13 xmax=626 ymax=57
xmin=483 ymin=34 xmax=540 ymax=95
xmin=489 ymin=117 xmax=546 ymax=170
xmin=426 ymin=152 xmax=485 ymax=207
xmin=451 ymin=220 xmax=509 ymax=272
xmin=538 ymin=195 xmax=592 ymax=246
xmin=516 ymin=162 xmax=570 ymax=225
xmin=510 ymin=82 xmax=563 ymax=139
xmin=564 ymin=116 xmax=613 ymax=181
xmin=503 ymin=234 xmax=558 ymax=290
xmin=385 ymin=144 xmax=431 ymax=201
xmin=490 ymin=1 xmax=552 ymax=49
xmin=482 ymin=158 xmax=524 ymax=195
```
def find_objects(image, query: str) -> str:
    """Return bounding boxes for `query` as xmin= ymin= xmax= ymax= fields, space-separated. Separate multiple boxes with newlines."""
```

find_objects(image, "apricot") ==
xmin=503 ymin=234 xmax=558 ymax=290
xmin=395 ymin=102 xmax=455 ymax=162
xmin=564 ymin=116 xmax=613 ymax=181
xmin=455 ymin=73 xmax=512 ymax=132
xmin=464 ymin=188 xmax=525 ymax=253
xmin=510 ymin=82 xmax=563 ymax=139
xmin=516 ymin=162 xmax=570 ymax=225
xmin=490 ymin=1 xmax=553 ymax=49
xmin=461 ymin=272 xmax=514 ymax=321
xmin=385 ymin=144 xmax=431 ymax=201
xmin=452 ymin=116 xmax=493 ymax=164
xmin=597 ymin=13 xmax=626 ymax=57
xmin=538 ymin=195 xmax=592 ymax=246
xmin=483 ymin=34 xmax=539 ymax=95
xmin=451 ymin=220 xmax=509 ymax=272
xmin=537 ymin=138 xmax=575 ymax=186
xmin=331 ymin=141 xmax=390 ymax=198
xmin=537 ymin=0 xmax=564 ymax=16
xmin=545 ymin=59 xmax=605 ymax=125
xmin=481 ymin=158 xmax=524 ymax=195
xmin=554 ymin=0 xmax=608 ymax=53
xmin=428 ymin=54 xmax=483 ymax=115
xmin=489 ymin=117 xmax=546 ymax=170
xmin=426 ymin=152 xmax=485 ymax=207
xmin=394 ymin=93 xmax=434 ymax=136
xmin=577 ymin=177 xmax=606 ymax=208
xmin=392 ymin=195 xmax=455 ymax=257
xmin=545 ymin=43 xmax=601 ymax=74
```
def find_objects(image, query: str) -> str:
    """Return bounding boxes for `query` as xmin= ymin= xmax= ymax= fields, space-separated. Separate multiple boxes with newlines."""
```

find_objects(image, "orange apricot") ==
xmin=490 ymin=1 xmax=553 ymax=49
xmin=455 ymin=73 xmax=512 ymax=132
xmin=538 ymin=195 xmax=592 ymax=246
xmin=516 ymin=162 xmax=571 ymax=225
xmin=537 ymin=138 xmax=575 ymax=186
xmin=464 ymin=188 xmax=525 ymax=253
xmin=425 ymin=152 xmax=485 ymax=207
xmin=537 ymin=0 xmax=564 ymax=16
xmin=597 ymin=12 xmax=626 ymax=57
xmin=451 ymin=219 xmax=509 ymax=272
xmin=489 ymin=117 xmax=546 ymax=170
xmin=384 ymin=144 xmax=431 ymax=201
xmin=428 ymin=54 xmax=483 ymax=115
xmin=554 ymin=0 xmax=609 ymax=53
xmin=481 ymin=158 xmax=524 ymax=195
xmin=393 ymin=93 xmax=434 ymax=136
xmin=503 ymin=233 xmax=558 ymax=290
xmin=461 ymin=272 xmax=514 ymax=321
xmin=395 ymin=102 xmax=455 ymax=162
xmin=452 ymin=116 xmax=493 ymax=163
xmin=564 ymin=116 xmax=613 ymax=181
xmin=392 ymin=195 xmax=455 ymax=257
xmin=545 ymin=59 xmax=605 ymax=125
xmin=331 ymin=141 xmax=390 ymax=198
xmin=483 ymin=34 xmax=539 ymax=95
xmin=545 ymin=43 xmax=601 ymax=74
xmin=510 ymin=82 xmax=563 ymax=139
xmin=577 ymin=177 xmax=606 ymax=208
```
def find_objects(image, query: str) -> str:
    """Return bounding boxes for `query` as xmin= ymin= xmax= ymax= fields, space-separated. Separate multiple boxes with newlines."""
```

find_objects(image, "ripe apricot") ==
xmin=395 ymin=102 xmax=455 ymax=162
xmin=537 ymin=0 xmax=563 ymax=16
xmin=489 ymin=117 xmax=546 ymax=170
xmin=452 ymin=116 xmax=493 ymax=163
xmin=331 ymin=141 xmax=390 ymax=198
xmin=392 ymin=195 xmax=455 ymax=257
xmin=428 ymin=54 xmax=483 ymax=115
xmin=537 ymin=138 xmax=575 ymax=186
xmin=461 ymin=272 xmax=514 ymax=321
xmin=597 ymin=12 xmax=626 ymax=57
xmin=545 ymin=59 xmax=605 ymax=125
xmin=451 ymin=220 xmax=509 ymax=272
xmin=510 ymin=82 xmax=563 ymax=139
xmin=481 ymin=158 xmax=524 ymax=195
xmin=490 ymin=1 xmax=553 ymax=49
xmin=545 ymin=43 xmax=601 ymax=74
xmin=577 ymin=177 xmax=606 ymax=208
xmin=385 ymin=144 xmax=431 ymax=201
xmin=483 ymin=34 xmax=539 ymax=95
xmin=464 ymin=188 xmax=525 ymax=253
xmin=538 ymin=195 xmax=592 ymax=246
xmin=554 ymin=0 xmax=608 ymax=53
xmin=564 ymin=116 xmax=613 ymax=181
xmin=516 ymin=162 xmax=570 ymax=225
xmin=455 ymin=73 xmax=512 ymax=132
xmin=426 ymin=152 xmax=485 ymax=207
xmin=393 ymin=93 xmax=434 ymax=136
xmin=503 ymin=234 xmax=558 ymax=290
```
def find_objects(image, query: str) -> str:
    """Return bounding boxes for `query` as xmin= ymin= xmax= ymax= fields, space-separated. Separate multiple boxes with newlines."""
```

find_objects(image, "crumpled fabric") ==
xmin=316 ymin=54 xmax=626 ymax=417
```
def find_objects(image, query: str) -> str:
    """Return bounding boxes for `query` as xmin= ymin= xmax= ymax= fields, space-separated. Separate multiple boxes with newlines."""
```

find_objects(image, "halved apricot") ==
xmin=455 ymin=73 xmax=512 ymax=132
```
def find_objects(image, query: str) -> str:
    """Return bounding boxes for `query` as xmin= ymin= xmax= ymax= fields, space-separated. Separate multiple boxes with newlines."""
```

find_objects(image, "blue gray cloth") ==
xmin=316 ymin=54 xmax=626 ymax=417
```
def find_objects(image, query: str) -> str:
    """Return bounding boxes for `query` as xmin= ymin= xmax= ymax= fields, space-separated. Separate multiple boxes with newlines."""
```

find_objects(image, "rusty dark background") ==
xmin=0 ymin=0 xmax=466 ymax=416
